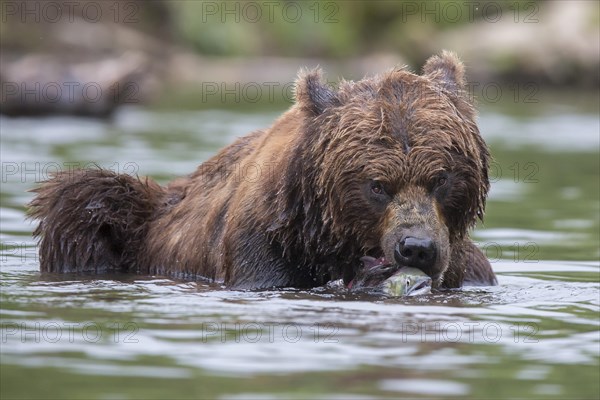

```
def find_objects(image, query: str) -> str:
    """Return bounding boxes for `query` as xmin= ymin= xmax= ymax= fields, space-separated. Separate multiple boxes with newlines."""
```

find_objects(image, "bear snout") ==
xmin=382 ymin=227 xmax=448 ymax=285
xmin=394 ymin=236 xmax=437 ymax=272
xmin=381 ymin=189 xmax=451 ymax=285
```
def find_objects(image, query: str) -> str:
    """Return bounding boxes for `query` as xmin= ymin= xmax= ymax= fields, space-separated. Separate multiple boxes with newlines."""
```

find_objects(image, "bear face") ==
xmin=282 ymin=51 xmax=490 ymax=287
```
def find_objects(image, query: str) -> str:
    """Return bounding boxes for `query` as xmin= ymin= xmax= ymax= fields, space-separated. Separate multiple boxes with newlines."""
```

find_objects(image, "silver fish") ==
xmin=381 ymin=267 xmax=432 ymax=296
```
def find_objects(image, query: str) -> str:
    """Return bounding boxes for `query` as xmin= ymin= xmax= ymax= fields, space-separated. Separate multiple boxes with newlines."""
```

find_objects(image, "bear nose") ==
xmin=394 ymin=236 xmax=436 ymax=270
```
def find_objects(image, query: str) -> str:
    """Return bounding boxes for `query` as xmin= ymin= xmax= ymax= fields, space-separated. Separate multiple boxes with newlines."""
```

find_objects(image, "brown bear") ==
xmin=29 ymin=51 xmax=497 ymax=290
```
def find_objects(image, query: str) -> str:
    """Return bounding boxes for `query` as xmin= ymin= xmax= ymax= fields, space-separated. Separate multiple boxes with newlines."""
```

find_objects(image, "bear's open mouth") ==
xmin=347 ymin=255 xmax=395 ymax=289
xmin=360 ymin=255 xmax=390 ymax=269
xmin=347 ymin=255 xmax=433 ymax=296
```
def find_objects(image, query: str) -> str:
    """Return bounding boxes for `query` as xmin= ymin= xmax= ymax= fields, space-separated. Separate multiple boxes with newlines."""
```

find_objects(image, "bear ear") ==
xmin=294 ymin=68 xmax=339 ymax=115
xmin=423 ymin=50 xmax=467 ymax=94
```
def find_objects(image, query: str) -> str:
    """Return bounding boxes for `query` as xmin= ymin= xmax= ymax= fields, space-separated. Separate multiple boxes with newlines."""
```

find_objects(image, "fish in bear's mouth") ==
xmin=348 ymin=256 xmax=432 ymax=296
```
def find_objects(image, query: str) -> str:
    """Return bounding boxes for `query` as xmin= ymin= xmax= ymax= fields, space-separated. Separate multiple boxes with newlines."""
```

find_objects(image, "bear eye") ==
xmin=371 ymin=181 xmax=385 ymax=195
xmin=435 ymin=173 xmax=449 ymax=188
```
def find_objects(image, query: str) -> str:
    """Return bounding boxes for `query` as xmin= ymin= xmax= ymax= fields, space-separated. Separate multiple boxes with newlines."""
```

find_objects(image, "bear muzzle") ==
xmin=378 ymin=190 xmax=451 ymax=286
xmin=394 ymin=235 xmax=437 ymax=272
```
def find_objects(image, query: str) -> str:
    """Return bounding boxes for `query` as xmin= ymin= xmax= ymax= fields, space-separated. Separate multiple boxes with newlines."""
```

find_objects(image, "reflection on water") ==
xmin=1 ymin=103 xmax=599 ymax=399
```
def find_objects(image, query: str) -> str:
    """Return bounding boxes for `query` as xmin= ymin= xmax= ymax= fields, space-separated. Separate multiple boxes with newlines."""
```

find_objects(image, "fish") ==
xmin=346 ymin=257 xmax=432 ymax=297
xmin=381 ymin=267 xmax=432 ymax=296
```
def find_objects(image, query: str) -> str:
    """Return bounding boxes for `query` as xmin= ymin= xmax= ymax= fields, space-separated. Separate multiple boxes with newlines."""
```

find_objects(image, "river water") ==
xmin=1 ymin=96 xmax=599 ymax=399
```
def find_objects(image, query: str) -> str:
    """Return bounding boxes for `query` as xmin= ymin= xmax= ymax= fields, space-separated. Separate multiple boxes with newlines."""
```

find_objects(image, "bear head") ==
xmin=277 ymin=51 xmax=490 ymax=288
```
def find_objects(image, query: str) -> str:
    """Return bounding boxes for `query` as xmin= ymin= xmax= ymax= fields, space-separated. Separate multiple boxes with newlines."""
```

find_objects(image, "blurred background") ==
xmin=1 ymin=0 xmax=598 ymax=114
xmin=1 ymin=1 xmax=599 ymax=399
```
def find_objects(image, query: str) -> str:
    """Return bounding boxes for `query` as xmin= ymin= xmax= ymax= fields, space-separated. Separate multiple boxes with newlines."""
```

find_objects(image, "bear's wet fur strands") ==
xmin=29 ymin=51 xmax=497 ymax=290
xmin=29 ymin=169 xmax=165 ymax=274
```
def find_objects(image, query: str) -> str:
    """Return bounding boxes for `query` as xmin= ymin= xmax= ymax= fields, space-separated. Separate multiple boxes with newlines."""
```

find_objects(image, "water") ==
xmin=1 ymin=97 xmax=599 ymax=399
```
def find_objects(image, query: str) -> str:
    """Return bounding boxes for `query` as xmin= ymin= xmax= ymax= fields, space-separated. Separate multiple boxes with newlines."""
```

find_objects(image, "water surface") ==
xmin=1 ymin=98 xmax=599 ymax=399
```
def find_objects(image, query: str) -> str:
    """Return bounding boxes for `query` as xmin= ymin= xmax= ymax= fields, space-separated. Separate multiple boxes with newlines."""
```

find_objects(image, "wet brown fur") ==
xmin=29 ymin=51 xmax=496 ymax=289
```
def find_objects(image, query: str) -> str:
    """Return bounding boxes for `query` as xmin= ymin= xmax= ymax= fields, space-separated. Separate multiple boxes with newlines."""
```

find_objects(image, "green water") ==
xmin=1 ymin=92 xmax=599 ymax=399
